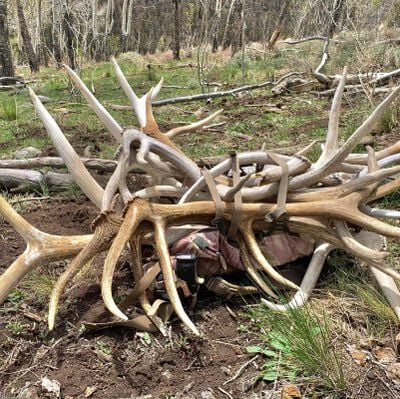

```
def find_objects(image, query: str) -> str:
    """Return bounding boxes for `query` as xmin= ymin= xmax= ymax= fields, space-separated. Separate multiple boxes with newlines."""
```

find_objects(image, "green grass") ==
xmin=0 ymin=97 xmax=17 ymax=121
xmin=247 ymin=304 xmax=346 ymax=392
xmin=326 ymin=259 xmax=398 ymax=337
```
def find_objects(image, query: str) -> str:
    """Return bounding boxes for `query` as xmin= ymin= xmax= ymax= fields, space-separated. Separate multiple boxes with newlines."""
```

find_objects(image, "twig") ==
xmin=218 ymin=387 xmax=234 ymax=399
xmin=223 ymin=355 xmax=258 ymax=385
xmin=10 ymin=196 xmax=50 ymax=204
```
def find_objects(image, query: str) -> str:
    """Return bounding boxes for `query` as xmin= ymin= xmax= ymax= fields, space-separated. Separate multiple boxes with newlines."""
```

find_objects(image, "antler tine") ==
xmin=315 ymin=67 xmax=347 ymax=168
xmin=153 ymin=218 xmax=200 ymax=335
xmin=48 ymin=215 xmax=119 ymax=330
xmin=346 ymin=141 xmax=400 ymax=165
xmin=261 ymin=242 xmax=334 ymax=311
xmin=0 ymin=195 xmax=92 ymax=304
xmin=359 ymin=205 xmax=400 ymax=219
xmin=29 ymin=88 xmax=104 ymax=208
xmin=288 ymin=86 xmax=400 ymax=191
xmin=111 ymin=56 xmax=145 ymax=127
xmin=334 ymin=220 xmax=387 ymax=263
xmin=370 ymin=267 xmax=400 ymax=320
xmin=238 ymin=238 xmax=278 ymax=298
xmin=101 ymin=201 xmax=143 ymax=320
xmin=241 ymin=220 xmax=300 ymax=290
xmin=63 ymin=64 xmax=123 ymax=142
xmin=166 ymin=109 xmax=223 ymax=138
xmin=152 ymin=77 xmax=164 ymax=99
xmin=111 ymin=57 xmax=163 ymax=128
xmin=359 ymin=153 xmax=400 ymax=176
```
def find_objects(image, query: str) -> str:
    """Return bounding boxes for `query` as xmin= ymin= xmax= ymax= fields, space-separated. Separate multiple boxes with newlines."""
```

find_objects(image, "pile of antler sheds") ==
xmin=2 ymin=60 xmax=400 ymax=337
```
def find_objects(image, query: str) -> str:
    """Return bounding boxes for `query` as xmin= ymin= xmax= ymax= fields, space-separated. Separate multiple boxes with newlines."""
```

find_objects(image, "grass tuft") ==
xmin=0 ymin=97 xmax=17 ymax=121
xmin=248 ymin=304 xmax=346 ymax=392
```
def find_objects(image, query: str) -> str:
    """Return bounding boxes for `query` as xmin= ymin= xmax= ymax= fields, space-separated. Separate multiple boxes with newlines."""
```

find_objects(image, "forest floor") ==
xmin=2 ymin=46 xmax=400 ymax=398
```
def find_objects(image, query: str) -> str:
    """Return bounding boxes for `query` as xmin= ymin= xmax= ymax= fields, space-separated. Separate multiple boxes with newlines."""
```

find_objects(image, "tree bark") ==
xmin=62 ymin=0 xmax=77 ymax=69
xmin=0 ymin=0 xmax=14 ymax=77
xmin=173 ymin=0 xmax=181 ymax=60
xmin=52 ymin=0 xmax=63 ymax=65
xmin=267 ymin=0 xmax=292 ymax=49
xmin=16 ymin=0 xmax=39 ymax=73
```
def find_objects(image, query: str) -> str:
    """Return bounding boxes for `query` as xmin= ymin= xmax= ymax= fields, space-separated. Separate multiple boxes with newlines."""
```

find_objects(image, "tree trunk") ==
xmin=62 ymin=0 xmax=76 ymax=69
xmin=52 ymin=0 xmax=63 ymax=65
xmin=173 ymin=0 xmax=181 ymax=60
xmin=0 ymin=0 xmax=14 ymax=77
xmin=327 ymin=0 xmax=346 ymax=38
xmin=221 ymin=0 xmax=236 ymax=49
xmin=267 ymin=0 xmax=292 ymax=49
xmin=16 ymin=0 xmax=39 ymax=73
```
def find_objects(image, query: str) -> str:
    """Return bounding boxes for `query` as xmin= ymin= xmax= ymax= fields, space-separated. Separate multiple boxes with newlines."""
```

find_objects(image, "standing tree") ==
xmin=267 ymin=0 xmax=292 ymax=49
xmin=0 ymin=0 xmax=14 ymax=77
xmin=62 ymin=0 xmax=77 ymax=69
xmin=173 ymin=0 xmax=181 ymax=60
xmin=16 ymin=0 xmax=39 ymax=73
xmin=52 ymin=0 xmax=63 ymax=65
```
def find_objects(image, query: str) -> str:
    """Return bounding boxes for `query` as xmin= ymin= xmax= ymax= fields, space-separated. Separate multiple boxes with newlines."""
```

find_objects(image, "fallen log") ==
xmin=282 ymin=36 xmax=341 ymax=45
xmin=0 ymin=169 xmax=74 ymax=192
xmin=0 ymin=156 xmax=118 ymax=173
xmin=110 ymin=80 xmax=273 ymax=109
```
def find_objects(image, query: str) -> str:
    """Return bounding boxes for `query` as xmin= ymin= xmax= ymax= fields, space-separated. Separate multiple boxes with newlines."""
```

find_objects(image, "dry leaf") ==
xmin=387 ymin=363 xmax=400 ymax=379
xmin=281 ymin=384 xmax=301 ymax=399
xmin=349 ymin=347 xmax=367 ymax=366
xmin=373 ymin=347 xmax=397 ymax=364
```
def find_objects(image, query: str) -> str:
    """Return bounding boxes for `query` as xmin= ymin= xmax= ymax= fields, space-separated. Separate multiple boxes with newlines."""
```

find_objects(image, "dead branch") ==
xmin=110 ymin=80 xmax=273 ymax=109
xmin=282 ymin=36 xmax=342 ymax=45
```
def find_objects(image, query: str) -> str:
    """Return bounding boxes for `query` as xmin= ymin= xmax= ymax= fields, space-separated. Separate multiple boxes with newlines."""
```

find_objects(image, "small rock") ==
xmin=281 ymin=384 xmax=301 ymax=399
xmin=13 ymin=146 xmax=41 ymax=159
xmin=37 ymin=95 xmax=52 ymax=104
xmin=41 ymin=377 xmax=61 ymax=398
xmin=84 ymin=385 xmax=97 ymax=397
xmin=201 ymin=390 xmax=216 ymax=399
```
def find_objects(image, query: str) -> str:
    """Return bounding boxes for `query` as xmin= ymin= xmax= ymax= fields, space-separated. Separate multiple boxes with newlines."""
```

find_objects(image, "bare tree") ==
xmin=0 ymin=0 xmax=13 ymax=77
xmin=62 ymin=0 xmax=77 ymax=69
xmin=16 ymin=0 xmax=39 ymax=73
xmin=267 ymin=0 xmax=292 ymax=49
xmin=52 ymin=0 xmax=63 ymax=65
xmin=172 ymin=0 xmax=181 ymax=60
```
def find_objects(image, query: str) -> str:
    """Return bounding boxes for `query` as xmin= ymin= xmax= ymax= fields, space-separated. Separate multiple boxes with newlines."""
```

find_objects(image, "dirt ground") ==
xmin=1 ymin=200 xmax=400 ymax=399
xmin=2 ymin=96 xmax=400 ymax=398
xmin=0 ymin=198 xmax=272 ymax=399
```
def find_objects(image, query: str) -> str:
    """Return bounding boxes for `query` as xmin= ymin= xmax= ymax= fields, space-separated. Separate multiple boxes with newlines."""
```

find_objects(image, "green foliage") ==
xmin=6 ymin=321 xmax=25 ymax=335
xmin=7 ymin=289 xmax=23 ymax=305
xmin=0 ymin=97 xmax=17 ymax=121
xmin=96 ymin=340 xmax=112 ymax=355
xmin=248 ymin=305 xmax=346 ymax=391
xmin=331 ymin=267 xmax=398 ymax=336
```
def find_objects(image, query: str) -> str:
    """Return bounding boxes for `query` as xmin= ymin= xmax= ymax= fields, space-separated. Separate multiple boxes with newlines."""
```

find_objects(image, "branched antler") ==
xmin=2 ymin=60 xmax=400 ymax=337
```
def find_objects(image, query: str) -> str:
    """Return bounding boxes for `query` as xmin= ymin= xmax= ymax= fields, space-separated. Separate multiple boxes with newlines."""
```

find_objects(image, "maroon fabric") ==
xmin=170 ymin=229 xmax=314 ymax=275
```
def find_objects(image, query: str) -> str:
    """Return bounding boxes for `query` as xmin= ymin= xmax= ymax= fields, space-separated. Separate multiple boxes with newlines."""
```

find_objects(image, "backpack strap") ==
xmin=265 ymin=151 xmax=290 ymax=234
xmin=202 ymin=168 xmax=225 ymax=234
xmin=228 ymin=152 xmax=243 ymax=239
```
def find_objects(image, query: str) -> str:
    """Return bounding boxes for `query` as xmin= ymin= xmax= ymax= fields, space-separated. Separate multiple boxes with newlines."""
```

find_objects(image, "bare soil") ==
xmin=0 ymin=198 xmax=268 ymax=399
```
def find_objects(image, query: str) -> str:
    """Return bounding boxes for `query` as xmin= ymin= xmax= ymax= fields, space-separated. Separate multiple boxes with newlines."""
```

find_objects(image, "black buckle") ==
xmin=212 ymin=216 xmax=225 ymax=235
xmin=264 ymin=212 xmax=289 ymax=236
xmin=175 ymin=253 xmax=200 ymax=296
